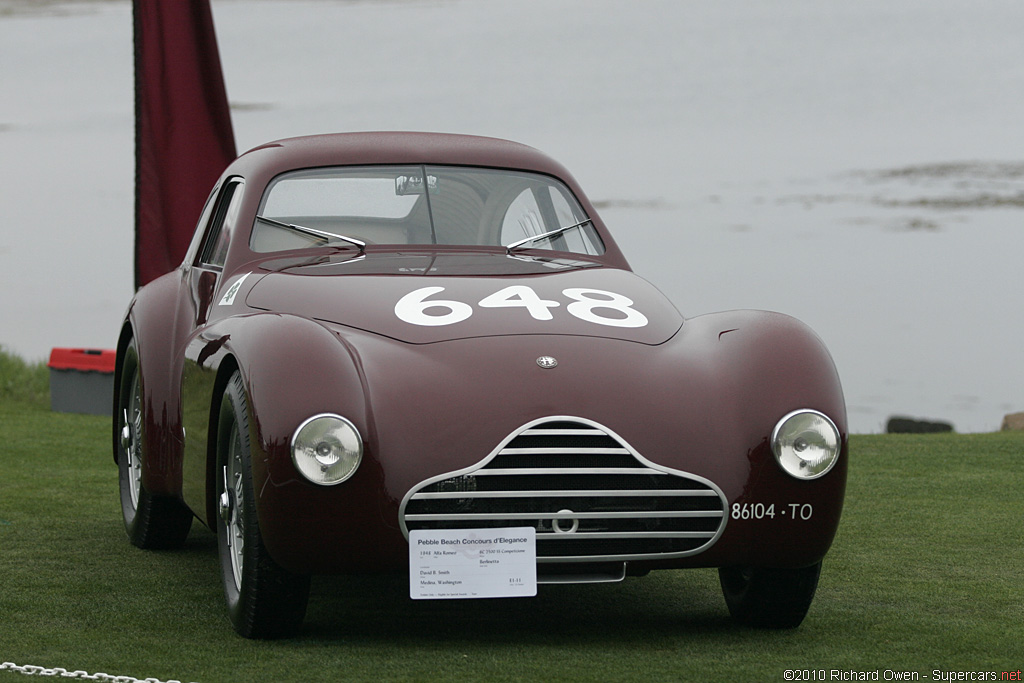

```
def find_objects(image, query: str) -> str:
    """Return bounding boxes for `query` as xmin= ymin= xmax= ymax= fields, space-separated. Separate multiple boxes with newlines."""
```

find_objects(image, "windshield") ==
xmin=251 ymin=165 xmax=604 ymax=256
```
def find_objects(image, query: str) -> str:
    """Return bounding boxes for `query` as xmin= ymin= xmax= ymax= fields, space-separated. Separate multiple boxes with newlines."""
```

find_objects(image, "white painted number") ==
xmin=478 ymin=285 xmax=560 ymax=321
xmin=562 ymin=288 xmax=649 ymax=328
xmin=394 ymin=285 xmax=649 ymax=328
xmin=395 ymin=286 xmax=474 ymax=326
xmin=731 ymin=503 xmax=776 ymax=520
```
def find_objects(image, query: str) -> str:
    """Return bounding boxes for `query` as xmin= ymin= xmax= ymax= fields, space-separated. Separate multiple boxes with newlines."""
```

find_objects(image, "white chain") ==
xmin=0 ymin=662 xmax=197 ymax=683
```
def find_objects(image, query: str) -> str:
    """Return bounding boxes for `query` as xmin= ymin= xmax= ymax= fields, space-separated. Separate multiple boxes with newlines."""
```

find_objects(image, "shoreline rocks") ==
xmin=1000 ymin=412 xmax=1024 ymax=431
xmin=886 ymin=416 xmax=954 ymax=434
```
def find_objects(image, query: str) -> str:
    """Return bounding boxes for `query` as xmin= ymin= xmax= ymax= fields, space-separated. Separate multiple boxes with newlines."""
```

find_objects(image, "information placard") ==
xmin=409 ymin=527 xmax=537 ymax=599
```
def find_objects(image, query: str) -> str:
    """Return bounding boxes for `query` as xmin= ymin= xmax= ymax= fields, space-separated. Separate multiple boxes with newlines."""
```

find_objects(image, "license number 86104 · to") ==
xmin=731 ymin=503 xmax=814 ymax=520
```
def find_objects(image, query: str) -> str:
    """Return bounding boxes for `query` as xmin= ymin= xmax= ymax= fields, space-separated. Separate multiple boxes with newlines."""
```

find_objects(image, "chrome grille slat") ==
xmin=499 ymin=447 xmax=631 ymax=455
xmin=400 ymin=417 xmax=728 ymax=563
xmin=469 ymin=467 xmax=667 ymax=476
xmin=406 ymin=510 xmax=724 ymax=521
xmin=411 ymin=489 xmax=721 ymax=499
xmin=521 ymin=428 xmax=606 ymax=436
xmin=537 ymin=531 xmax=718 ymax=540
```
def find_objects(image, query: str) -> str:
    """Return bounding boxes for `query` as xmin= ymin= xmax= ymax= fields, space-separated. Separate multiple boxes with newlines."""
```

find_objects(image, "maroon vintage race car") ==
xmin=113 ymin=131 xmax=847 ymax=638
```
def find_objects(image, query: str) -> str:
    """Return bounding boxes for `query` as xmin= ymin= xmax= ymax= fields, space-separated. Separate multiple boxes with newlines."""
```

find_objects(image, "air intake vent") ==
xmin=400 ymin=417 xmax=727 ymax=563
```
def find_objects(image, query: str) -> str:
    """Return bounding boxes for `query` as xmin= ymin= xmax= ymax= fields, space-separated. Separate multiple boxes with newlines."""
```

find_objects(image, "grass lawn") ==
xmin=1 ymin=350 xmax=1021 ymax=681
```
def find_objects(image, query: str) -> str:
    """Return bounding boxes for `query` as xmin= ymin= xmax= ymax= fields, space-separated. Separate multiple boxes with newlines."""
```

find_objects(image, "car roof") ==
xmin=229 ymin=132 xmax=577 ymax=182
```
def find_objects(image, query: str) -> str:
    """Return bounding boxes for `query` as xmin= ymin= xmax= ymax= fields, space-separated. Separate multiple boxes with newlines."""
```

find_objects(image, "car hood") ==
xmin=245 ymin=251 xmax=683 ymax=344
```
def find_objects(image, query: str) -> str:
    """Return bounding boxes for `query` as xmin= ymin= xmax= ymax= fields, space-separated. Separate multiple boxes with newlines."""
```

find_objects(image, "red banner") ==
xmin=133 ymin=0 xmax=236 ymax=288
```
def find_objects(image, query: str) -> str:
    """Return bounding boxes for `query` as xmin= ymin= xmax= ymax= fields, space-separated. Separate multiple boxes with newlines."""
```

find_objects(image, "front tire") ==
xmin=719 ymin=562 xmax=822 ymax=628
xmin=216 ymin=371 xmax=310 ymax=639
xmin=117 ymin=338 xmax=192 ymax=549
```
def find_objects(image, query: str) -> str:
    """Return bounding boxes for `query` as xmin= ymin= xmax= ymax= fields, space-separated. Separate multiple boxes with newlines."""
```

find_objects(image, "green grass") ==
xmin=1 ymin=362 xmax=1022 ymax=682
xmin=0 ymin=347 xmax=49 ymax=409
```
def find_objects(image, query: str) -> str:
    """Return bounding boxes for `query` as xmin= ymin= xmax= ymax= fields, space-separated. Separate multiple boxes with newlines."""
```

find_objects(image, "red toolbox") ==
xmin=47 ymin=348 xmax=116 ymax=416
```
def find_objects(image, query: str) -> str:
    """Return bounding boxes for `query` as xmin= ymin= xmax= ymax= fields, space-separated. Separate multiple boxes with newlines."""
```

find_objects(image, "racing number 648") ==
xmin=395 ymin=285 xmax=649 ymax=328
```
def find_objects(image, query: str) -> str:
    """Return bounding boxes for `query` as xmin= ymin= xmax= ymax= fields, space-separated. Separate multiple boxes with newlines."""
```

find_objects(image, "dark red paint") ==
xmin=114 ymin=132 xmax=847 ymax=577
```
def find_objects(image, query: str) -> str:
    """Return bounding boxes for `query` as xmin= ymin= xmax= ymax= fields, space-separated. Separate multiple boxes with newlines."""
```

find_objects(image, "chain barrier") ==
xmin=0 ymin=662 xmax=197 ymax=683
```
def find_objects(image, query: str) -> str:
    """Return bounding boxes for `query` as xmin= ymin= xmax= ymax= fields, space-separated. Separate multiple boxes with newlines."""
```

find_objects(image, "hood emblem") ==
xmin=536 ymin=356 xmax=558 ymax=369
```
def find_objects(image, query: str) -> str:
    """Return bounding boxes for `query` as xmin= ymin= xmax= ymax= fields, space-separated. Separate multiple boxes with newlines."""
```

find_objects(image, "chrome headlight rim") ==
xmin=290 ymin=413 xmax=363 ymax=486
xmin=771 ymin=409 xmax=841 ymax=481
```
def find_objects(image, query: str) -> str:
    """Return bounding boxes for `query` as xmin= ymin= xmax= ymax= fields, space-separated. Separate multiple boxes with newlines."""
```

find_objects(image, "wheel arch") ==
xmin=114 ymin=270 xmax=189 ymax=496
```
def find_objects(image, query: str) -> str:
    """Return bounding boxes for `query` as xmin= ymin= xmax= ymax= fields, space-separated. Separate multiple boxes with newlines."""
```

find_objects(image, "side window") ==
xmin=198 ymin=178 xmax=245 ymax=269
xmin=183 ymin=185 xmax=220 ymax=266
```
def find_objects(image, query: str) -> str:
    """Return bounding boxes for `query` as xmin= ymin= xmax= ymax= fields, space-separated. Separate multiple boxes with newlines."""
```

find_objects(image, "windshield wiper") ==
xmin=505 ymin=218 xmax=593 ymax=254
xmin=256 ymin=215 xmax=366 ymax=252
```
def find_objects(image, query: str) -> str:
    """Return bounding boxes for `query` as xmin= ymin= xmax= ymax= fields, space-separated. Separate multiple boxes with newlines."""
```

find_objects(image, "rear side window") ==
xmin=198 ymin=178 xmax=244 ymax=268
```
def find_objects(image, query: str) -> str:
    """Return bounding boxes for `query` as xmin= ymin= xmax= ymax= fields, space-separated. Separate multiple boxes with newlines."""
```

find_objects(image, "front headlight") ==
xmin=291 ymin=414 xmax=363 ymax=486
xmin=771 ymin=409 xmax=841 ymax=480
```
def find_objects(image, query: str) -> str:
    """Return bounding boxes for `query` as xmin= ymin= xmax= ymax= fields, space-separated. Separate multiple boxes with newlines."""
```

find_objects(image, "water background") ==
xmin=2 ymin=0 xmax=1022 ymax=434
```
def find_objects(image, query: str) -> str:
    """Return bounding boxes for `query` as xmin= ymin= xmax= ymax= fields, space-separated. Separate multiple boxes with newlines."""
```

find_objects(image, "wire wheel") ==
xmin=220 ymin=425 xmax=246 ymax=592
xmin=121 ymin=365 xmax=143 ymax=510
xmin=116 ymin=338 xmax=192 ymax=549
xmin=216 ymin=370 xmax=310 ymax=638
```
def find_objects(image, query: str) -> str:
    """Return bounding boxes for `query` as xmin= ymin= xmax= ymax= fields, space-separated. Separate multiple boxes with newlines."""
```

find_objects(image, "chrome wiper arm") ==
xmin=505 ymin=218 xmax=593 ymax=253
xmin=256 ymin=215 xmax=366 ymax=252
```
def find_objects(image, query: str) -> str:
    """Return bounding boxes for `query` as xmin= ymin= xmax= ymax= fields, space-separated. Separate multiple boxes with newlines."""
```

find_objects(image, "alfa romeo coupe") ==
xmin=114 ymin=132 xmax=847 ymax=638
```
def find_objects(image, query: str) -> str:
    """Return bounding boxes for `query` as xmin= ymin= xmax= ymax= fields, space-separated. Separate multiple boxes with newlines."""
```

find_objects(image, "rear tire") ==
xmin=116 ymin=339 xmax=192 ymax=549
xmin=216 ymin=371 xmax=310 ymax=638
xmin=719 ymin=562 xmax=822 ymax=628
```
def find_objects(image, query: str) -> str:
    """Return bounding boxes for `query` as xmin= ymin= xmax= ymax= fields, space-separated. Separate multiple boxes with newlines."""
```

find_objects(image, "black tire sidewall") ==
xmin=719 ymin=562 xmax=822 ymax=628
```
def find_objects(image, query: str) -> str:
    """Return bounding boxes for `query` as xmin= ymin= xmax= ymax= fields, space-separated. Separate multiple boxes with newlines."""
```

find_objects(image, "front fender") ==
xmin=180 ymin=313 xmax=387 ymax=570
xmin=657 ymin=309 xmax=848 ymax=568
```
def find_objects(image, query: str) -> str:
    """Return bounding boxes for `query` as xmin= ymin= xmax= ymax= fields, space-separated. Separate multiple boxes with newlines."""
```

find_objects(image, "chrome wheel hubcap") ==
xmin=121 ymin=372 xmax=143 ymax=509
xmin=223 ymin=430 xmax=245 ymax=592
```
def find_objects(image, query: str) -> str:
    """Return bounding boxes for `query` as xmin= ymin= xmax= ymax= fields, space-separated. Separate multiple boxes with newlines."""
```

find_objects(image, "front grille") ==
xmin=400 ymin=417 xmax=727 ymax=562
